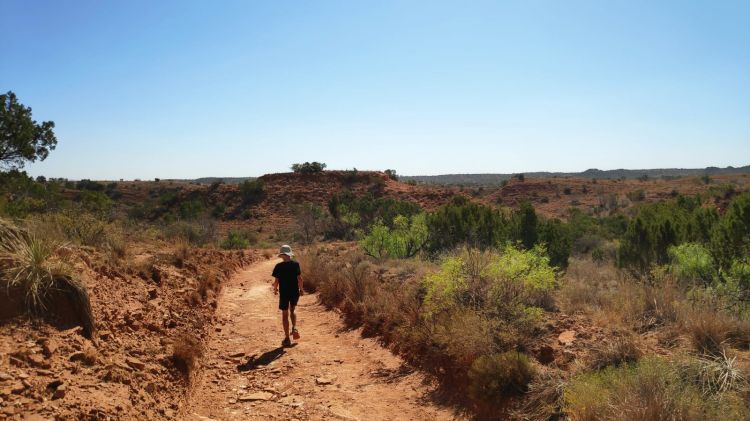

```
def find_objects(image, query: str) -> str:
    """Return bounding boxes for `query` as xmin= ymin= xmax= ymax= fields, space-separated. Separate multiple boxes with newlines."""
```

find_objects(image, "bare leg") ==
xmin=289 ymin=304 xmax=297 ymax=330
xmin=281 ymin=309 xmax=290 ymax=339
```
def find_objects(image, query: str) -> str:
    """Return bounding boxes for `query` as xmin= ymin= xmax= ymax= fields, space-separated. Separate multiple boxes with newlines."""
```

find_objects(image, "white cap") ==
xmin=278 ymin=244 xmax=294 ymax=257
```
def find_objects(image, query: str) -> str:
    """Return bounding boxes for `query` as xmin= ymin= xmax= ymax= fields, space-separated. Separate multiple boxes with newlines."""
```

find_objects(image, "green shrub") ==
xmin=220 ymin=230 xmax=251 ymax=249
xmin=669 ymin=243 xmax=717 ymax=285
xmin=163 ymin=219 xmax=217 ymax=246
xmin=291 ymin=162 xmax=326 ymax=174
xmin=617 ymin=192 xmax=750 ymax=273
xmin=326 ymin=191 xmax=421 ymax=240
xmin=711 ymin=192 xmax=750 ymax=270
xmin=178 ymin=199 xmax=206 ymax=220
xmin=75 ymin=179 xmax=105 ymax=191
xmin=78 ymin=190 xmax=113 ymax=212
xmin=422 ymin=246 xmax=555 ymax=345
xmin=240 ymin=179 xmax=265 ymax=204
xmin=425 ymin=196 xmax=510 ymax=252
xmin=360 ymin=214 xmax=428 ymax=259
xmin=486 ymin=245 xmax=556 ymax=292
xmin=468 ymin=352 xmax=536 ymax=400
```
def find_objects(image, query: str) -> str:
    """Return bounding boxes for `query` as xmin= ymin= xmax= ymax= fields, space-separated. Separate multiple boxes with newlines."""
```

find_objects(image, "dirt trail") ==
xmin=183 ymin=259 xmax=461 ymax=420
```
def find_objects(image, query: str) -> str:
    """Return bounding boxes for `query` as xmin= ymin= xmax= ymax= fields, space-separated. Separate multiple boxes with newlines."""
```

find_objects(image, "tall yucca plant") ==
xmin=0 ymin=218 xmax=95 ymax=337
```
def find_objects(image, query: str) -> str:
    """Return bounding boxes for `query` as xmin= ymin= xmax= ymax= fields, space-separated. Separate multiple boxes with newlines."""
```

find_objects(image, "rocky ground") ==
xmin=0 ymin=245 xmax=259 ymax=420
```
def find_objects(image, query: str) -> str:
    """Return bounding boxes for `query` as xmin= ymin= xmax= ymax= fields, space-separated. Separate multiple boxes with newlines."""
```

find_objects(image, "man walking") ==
xmin=272 ymin=245 xmax=303 ymax=347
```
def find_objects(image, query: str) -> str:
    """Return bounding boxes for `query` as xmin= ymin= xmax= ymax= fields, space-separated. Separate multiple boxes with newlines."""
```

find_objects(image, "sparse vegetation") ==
xmin=564 ymin=356 xmax=749 ymax=420
xmin=0 ymin=218 xmax=95 ymax=337
xmin=239 ymin=179 xmax=265 ymax=204
xmin=172 ymin=332 xmax=204 ymax=378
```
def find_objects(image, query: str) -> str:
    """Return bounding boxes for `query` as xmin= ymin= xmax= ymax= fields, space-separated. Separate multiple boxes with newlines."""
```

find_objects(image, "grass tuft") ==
xmin=0 ymin=218 xmax=95 ymax=337
xmin=172 ymin=332 xmax=203 ymax=378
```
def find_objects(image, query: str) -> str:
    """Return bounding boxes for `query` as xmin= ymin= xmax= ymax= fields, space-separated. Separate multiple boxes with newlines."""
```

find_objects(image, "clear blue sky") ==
xmin=2 ymin=0 xmax=749 ymax=180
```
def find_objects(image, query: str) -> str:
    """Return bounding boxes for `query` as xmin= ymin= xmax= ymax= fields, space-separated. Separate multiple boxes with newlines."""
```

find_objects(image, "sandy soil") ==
xmin=183 ymin=259 xmax=462 ymax=421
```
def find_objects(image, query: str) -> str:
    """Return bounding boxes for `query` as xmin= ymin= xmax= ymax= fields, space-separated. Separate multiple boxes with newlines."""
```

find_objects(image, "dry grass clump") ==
xmin=298 ymin=250 xmax=327 ymax=293
xmin=197 ymin=271 xmax=221 ymax=300
xmin=173 ymin=239 xmax=191 ymax=268
xmin=683 ymin=309 xmax=734 ymax=356
xmin=468 ymin=352 xmax=536 ymax=401
xmin=511 ymin=369 xmax=566 ymax=421
xmin=172 ymin=332 xmax=203 ymax=378
xmin=0 ymin=218 xmax=95 ymax=338
xmin=679 ymin=306 xmax=750 ymax=355
xmin=587 ymin=333 xmax=642 ymax=370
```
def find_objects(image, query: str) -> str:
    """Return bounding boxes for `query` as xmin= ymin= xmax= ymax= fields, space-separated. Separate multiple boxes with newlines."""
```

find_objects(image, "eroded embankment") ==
xmin=0 ymin=246 xmax=258 ymax=420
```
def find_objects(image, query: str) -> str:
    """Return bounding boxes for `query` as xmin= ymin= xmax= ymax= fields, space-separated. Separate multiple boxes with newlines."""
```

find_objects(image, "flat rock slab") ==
xmin=238 ymin=391 xmax=273 ymax=401
xmin=558 ymin=330 xmax=576 ymax=346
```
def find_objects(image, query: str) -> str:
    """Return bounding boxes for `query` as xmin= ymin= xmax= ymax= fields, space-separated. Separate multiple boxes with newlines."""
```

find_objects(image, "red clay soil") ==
xmin=0 ymin=245 xmax=258 ymax=420
xmin=183 ymin=258 xmax=462 ymax=421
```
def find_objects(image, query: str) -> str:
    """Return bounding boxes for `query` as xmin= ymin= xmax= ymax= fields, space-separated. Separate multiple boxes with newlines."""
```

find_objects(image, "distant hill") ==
xmin=400 ymin=165 xmax=750 ymax=185
xmin=186 ymin=177 xmax=256 ymax=185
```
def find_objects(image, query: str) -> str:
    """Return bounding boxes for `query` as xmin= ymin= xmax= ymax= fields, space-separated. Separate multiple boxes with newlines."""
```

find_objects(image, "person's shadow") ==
xmin=237 ymin=345 xmax=295 ymax=372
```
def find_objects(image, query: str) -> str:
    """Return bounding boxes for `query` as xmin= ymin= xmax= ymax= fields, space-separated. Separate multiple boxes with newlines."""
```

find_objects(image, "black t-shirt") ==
xmin=272 ymin=261 xmax=301 ymax=295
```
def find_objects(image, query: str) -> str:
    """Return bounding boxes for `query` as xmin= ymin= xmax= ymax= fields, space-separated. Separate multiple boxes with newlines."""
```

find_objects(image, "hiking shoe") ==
xmin=281 ymin=337 xmax=292 ymax=347
xmin=292 ymin=328 xmax=300 ymax=340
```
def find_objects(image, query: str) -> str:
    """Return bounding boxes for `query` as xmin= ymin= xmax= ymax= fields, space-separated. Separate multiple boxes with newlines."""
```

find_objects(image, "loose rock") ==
xmin=238 ymin=391 xmax=273 ymax=401
xmin=125 ymin=357 xmax=146 ymax=371
xmin=53 ymin=384 xmax=67 ymax=399
xmin=558 ymin=330 xmax=576 ymax=346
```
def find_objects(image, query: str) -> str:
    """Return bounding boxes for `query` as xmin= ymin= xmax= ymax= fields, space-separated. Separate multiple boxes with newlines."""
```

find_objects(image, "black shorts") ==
xmin=279 ymin=291 xmax=300 ymax=310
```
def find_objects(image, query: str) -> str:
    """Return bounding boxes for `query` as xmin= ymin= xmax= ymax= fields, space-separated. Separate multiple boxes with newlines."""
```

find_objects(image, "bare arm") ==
xmin=297 ymin=275 xmax=304 ymax=296
xmin=272 ymin=278 xmax=279 ymax=295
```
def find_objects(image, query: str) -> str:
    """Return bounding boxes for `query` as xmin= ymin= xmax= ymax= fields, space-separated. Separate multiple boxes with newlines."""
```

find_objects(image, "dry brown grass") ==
xmin=172 ymin=332 xmax=203 ymax=378
xmin=558 ymin=258 xmax=621 ymax=314
xmin=173 ymin=239 xmax=191 ymax=268
xmin=511 ymin=369 xmax=566 ymax=421
xmin=197 ymin=271 xmax=221 ymax=299
xmin=682 ymin=309 xmax=735 ymax=355
xmin=561 ymin=260 xmax=683 ymax=334
xmin=587 ymin=333 xmax=643 ymax=370
xmin=298 ymin=250 xmax=326 ymax=293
